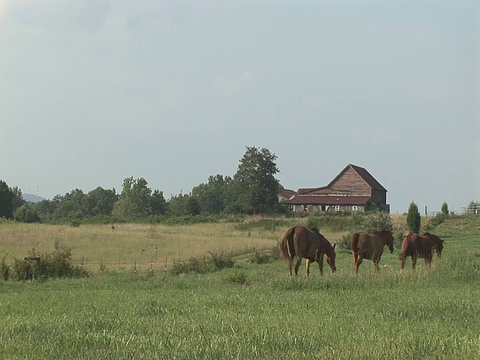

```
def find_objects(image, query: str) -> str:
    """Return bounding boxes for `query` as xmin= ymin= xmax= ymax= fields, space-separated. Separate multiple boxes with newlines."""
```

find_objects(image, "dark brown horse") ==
xmin=422 ymin=232 xmax=444 ymax=257
xmin=351 ymin=230 xmax=394 ymax=273
xmin=279 ymin=226 xmax=336 ymax=277
xmin=399 ymin=233 xmax=438 ymax=269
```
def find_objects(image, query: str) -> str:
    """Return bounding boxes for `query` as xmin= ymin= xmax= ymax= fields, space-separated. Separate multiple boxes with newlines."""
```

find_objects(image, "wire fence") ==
xmin=77 ymin=258 xmax=174 ymax=274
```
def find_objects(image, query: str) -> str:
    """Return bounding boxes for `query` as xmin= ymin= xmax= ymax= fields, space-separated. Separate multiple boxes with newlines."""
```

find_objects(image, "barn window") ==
xmin=334 ymin=205 xmax=340 ymax=211
xmin=352 ymin=205 xmax=358 ymax=211
xmin=303 ymin=205 xmax=308 ymax=212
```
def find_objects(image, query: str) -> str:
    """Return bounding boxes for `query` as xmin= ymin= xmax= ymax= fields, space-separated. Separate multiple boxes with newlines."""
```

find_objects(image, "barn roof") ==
xmin=329 ymin=164 xmax=387 ymax=192
xmin=278 ymin=188 xmax=296 ymax=199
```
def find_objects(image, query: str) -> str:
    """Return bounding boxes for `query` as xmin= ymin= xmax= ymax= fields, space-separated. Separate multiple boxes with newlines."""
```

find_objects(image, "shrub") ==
xmin=305 ymin=215 xmax=322 ymax=232
xmin=338 ymin=233 xmax=353 ymax=249
xmin=359 ymin=211 xmax=394 ymax=233
xmin=423 ymin=213 xmax=448 ymax=232
xmin=223 ymin=270 xmax=247 ymax=285
xmin=170 ymin=252 xmax=234 ymax=275
xmin=1 ymin=256 xmax=10 ymax=281
xmin=249 ymin=250 xmax=273 ymax=264
xmin=9 ymin=248 xmax=88 ymax=281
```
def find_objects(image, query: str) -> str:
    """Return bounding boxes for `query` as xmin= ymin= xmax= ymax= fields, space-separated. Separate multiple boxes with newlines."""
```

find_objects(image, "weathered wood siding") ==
xmin=315 ymin=167 xmax=371 ymax=196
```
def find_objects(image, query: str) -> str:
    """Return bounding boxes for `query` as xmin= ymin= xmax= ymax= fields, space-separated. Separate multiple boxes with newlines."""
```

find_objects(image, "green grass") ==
xmin=1 ymin=216 xmax=479 ymax=359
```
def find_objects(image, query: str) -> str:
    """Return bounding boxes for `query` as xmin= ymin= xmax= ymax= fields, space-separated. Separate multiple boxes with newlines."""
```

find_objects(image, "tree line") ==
xmin=1 ymin=147 xmax=287 ymax=223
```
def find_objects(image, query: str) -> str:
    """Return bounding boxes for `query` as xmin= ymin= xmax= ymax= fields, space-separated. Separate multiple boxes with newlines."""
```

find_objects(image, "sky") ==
xmin=0 ymin=0 xmax=478 ymax=214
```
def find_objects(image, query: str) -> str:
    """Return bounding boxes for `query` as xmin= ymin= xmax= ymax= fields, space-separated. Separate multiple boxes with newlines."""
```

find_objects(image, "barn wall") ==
xmin=290 ymin=204 xmax=366 ymax=213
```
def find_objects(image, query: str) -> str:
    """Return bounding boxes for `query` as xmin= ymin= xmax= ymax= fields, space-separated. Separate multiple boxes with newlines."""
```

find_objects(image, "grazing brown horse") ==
xmin=351 ymin=230 xmax=394 ymax=273
xmin=279 ymin=226 xmax=336 ymax=277
xmin=399 ymin=233 xmax=438 ymax=269
xmin=422 ymin=232 xmax=444 ymax=257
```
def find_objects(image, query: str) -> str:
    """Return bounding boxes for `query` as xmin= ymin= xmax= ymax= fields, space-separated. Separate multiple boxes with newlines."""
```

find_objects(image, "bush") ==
xmin=338 ymin=233 xmax=353 ymax=249
xmin=223 ymin=270 xmax=248 ymax=285
xmin=249 ymin=250 xmax=273 ymax=264
xmin=423 ymin=213 xmax=448 ymax=232
xmin=1 ymin=256 xmax=10 ymax=281
xmin=9 ymin=248 xmax=88 ymax=281
xmin=359 ymin=212 xmax=394 ymax=233
xmin=170 ymin=252 xmax=234 ymax=275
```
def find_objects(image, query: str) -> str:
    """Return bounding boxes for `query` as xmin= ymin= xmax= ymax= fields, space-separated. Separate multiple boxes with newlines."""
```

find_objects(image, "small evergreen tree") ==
xmin=441 ymin=202 xmax=449 ymax=215
xmin=407 ymin=201 xmax=421 ymax=234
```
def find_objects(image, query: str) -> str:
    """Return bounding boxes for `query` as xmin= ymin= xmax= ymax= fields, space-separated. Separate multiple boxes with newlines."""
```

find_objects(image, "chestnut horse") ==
xmin=399 ymin=233 xmax=440 ymax=269
xmin=279 ymin=226 xmax=336 ymax=277
xmin=351 ymin=230 xmax=394 ymax=273
xmin=422 ymin=232 xmax=444 ymax=257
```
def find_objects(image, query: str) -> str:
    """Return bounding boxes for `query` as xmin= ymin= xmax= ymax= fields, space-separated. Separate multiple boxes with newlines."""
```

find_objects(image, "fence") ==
xmin=462 ymin=208 xmax=480 ymax=215
xmin=78 ymin=257 xmax=174 ymax=274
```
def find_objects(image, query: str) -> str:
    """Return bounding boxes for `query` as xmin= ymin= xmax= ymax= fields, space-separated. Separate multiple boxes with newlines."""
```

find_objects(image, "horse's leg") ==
xmin=425 ymin=254 xmax=432 ymax=267
xmin=294 ymin=257 xmax=302 ymax=276
xmin=352 ymin=252 xmax=358 ymax=272
xmin=287 ymin=257 xmax=293 ymax=276
xmin=305 ymin=259 xmax=311 ymax=277
xmin=317 ymin=255 xmax=324 ymax=276
xmin=355 ymin=255 xmax=363 ymax=273
xmin=374 ymin=258 xmax=380 ymax=272
xmin=412 ymin=255 xmax=417 ymax=270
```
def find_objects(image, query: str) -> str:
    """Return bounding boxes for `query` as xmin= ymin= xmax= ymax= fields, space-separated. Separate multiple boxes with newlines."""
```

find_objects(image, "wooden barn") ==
xmin=282 ymin=164 xmax=389 ymax=213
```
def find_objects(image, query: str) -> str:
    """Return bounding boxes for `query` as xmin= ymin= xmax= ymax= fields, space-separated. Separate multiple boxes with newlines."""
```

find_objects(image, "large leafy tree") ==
xmin=150 ymin=190 xmax=167 ymax=215
xmin=11 ymin=186 xmax=26 ymax=215
xmin=52 ymin=189 xmax=88 ymax=221
xmin=192 ymin=175 xmax=231 ymax=214
xmin=0 ymin=180 xmax=15 ymax=219
xmin=113 ymin=177 xmax=152 ymax=218
xmin=86 ymin=187 xmax=119 ymax=216
xmin=168 ymin=192 xmax=200 ymax=216
xmin=226 ymin=146 xmax=280 ymax=214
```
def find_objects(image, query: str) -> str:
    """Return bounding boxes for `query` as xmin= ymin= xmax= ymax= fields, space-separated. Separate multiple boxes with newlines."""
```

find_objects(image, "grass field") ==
xmin=1 ymin=215 xmax=479 ymax=359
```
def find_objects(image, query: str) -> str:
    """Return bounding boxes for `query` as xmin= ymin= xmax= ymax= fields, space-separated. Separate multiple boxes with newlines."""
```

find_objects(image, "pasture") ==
xmin=1 ymin=215 xmax=479 ymax=359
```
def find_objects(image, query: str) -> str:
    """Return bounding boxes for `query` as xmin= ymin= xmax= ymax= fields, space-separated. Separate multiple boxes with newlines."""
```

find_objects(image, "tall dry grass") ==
xmin=0 ymin=222 xmax=283 ymax=272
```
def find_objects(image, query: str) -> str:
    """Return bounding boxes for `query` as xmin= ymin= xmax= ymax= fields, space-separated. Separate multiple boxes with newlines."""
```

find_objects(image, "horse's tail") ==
xmin=352 ymin=232 xmax=360 ymax=253
xmin=279 ymin=226 xmax=296 ymax=261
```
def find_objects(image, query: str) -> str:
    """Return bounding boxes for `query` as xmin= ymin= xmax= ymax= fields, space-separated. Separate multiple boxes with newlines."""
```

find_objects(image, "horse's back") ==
xmin=353 ymin=232 xmax=377 ymax=258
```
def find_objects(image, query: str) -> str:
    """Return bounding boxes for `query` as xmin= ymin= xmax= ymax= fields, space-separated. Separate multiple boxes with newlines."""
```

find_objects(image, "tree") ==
xmin=11 ymin=186 xmax=26 ymax=215
xmin=167 ymin=192 xmax=200 ymax=216
xmin=113 ymin=177 xmax=152 ymax=218
xmin=52 ymin=189 xmax=88 ymax=221
xmin=226 ymin=146 xmax=280 ymax=214
xmin=407 ymin=201 xmax=421 ymax=234
xmin=14 ymin=204 xmax=41 ymax=223
xmin=191 ymin=175 xmax=231 ymax=214
xmin=150 ymin=190 xmax=167 ymax=215
xmin=0 ymin=180 xmax=15 ymax=219
xmin=441 ymin=202 xmax=449 ymax=215
xmin=86 ymin=187 xmax=118 ymax=216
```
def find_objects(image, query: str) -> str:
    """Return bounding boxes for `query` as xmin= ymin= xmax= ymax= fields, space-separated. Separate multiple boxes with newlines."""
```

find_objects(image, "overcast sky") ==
xmin=1 ymin=0 xmax=478 ymax=214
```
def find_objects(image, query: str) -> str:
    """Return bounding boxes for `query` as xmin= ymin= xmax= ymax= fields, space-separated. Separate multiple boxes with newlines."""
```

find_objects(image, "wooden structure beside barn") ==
xmin=282 ymin=164 xmax=389 ymax=213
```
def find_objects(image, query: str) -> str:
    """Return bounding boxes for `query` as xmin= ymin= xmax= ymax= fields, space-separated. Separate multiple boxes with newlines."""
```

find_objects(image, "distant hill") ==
xmin=24 ymin=193 xmax=46 ymax=203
